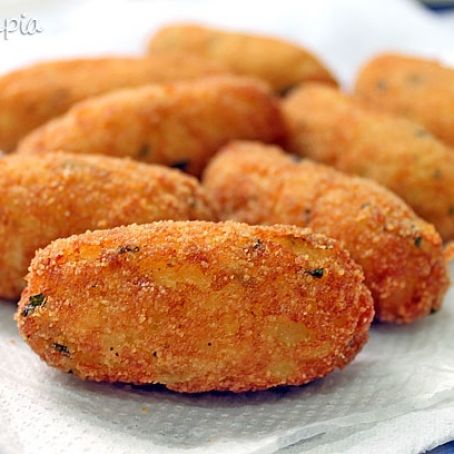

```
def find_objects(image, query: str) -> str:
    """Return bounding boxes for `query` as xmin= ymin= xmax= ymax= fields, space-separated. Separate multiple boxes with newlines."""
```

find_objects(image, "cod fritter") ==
xmin=0 ymin=55 xmax=226 ymax=152
xmin=17 ymin=221 xmax=373 ymax=393
xmin=148 ymin=23 xmax=337 ymax=93
xmin=355 ymin=53 xmax=454 ymax=147
xmin=283 ymin=83 xmax=454 ymax=240
xmin=202 ymin=142 xmax=450 ymax=324
xmin=17 ymin=76 xmax=284 ymax=176
xmin=0 ymin=152 xmax=214 ymax=300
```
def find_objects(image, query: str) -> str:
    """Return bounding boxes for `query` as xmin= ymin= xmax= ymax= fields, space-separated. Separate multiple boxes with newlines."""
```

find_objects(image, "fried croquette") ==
xmin=202 ymin=142 xmax=450 ymax=324
xmin=17 ymin=76 xmax=285 ymax=176
xmin=283 ymin=83 xmax=454 ymax=240
xmin=0 ymin=55 xmax=226 ymax=152
xmin=355 ymin=53 xmax=454 ymax=147
xmin=16 ymin=221 xmax=373 ymax=393
xmin=147 ymin=23 xmax=337 ymax=93
xmin=0 ymin=152 xmax=214 ymax=300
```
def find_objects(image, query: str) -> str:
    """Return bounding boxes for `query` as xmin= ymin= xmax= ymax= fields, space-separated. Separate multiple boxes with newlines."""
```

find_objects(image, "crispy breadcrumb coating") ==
xmin=355 ymin=53 xmax=454 ymax=147
xmin=148 ymin=23 xmax=337 ymax=93
xmin=17 ymin=221 xmax=373 ymax=393
xmin=0 ymin=55 xmax=226 ymax=152
xmin=17 ymin=76 xmax=285 ymax=176
xmin=0 ymin=152 xmax=214 ymax=299
xmin=203 ymin=141 xmax=450 ymax=324
xmin=283 ymin=83 xmax=454 ymax=240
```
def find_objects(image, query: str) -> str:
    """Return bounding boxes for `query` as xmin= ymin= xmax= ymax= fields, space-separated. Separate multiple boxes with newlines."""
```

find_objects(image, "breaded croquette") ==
xmin=16 ymin=221 xmax=373 ymax=392
xmin=0 ymin=55 xmax=226 ymax=152
xmin=17 ymin=76 xmax=285 ymax=176
xmin=202 ymin=142 xmax=450 ymax=324
xmin=283 ymin=83 xmax=454 ymax=240
xmin=355 ymin=53 xmax=454 ymax=147
xmin=0 ymin=152 xmax=214 ymax=300
xmin=148 ymin=23 xmax=337 ymax=93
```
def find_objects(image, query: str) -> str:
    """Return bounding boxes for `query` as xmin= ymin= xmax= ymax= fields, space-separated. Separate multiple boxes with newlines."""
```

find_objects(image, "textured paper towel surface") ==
xmin=1 ymin=1 xmax=454 ymax=453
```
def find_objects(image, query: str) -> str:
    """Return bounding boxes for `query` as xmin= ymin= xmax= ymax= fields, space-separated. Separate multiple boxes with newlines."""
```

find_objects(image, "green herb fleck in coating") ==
xmin=21 ymin=293 xmax=46 ymax=317
xmin=306 ymin=268 xmax=324 ymax=279
xmin=118 ymin=245 xmax=140 ymax=254
xmin=52 ymin=343 xmax=70 ymax=356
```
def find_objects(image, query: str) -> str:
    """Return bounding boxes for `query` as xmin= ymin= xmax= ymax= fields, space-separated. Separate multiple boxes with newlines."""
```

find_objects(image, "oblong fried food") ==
xmin=16 ymin=221 xmax=373 ymax=393
xmin=355 ymin=53 xmax=454 ymax=147
xmin=202 ymin=141 xmax=450 ymax=324
xmin=0 ymin=152 xmax=214 ymax=300
xmin=148 ymin=23 xmax=337 ymax=93
xmin=283 ymin=83 xmax=454 ymax=240
xmin=17 ymin=76 xmax=285 ymax=176
xmin=0 ymin=55 xmax=226 ymax=152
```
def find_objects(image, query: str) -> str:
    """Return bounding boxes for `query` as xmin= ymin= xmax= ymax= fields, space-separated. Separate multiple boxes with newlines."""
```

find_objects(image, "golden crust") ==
xmin=202 ymin=141 xmax=450 ymax=324
xmin=0 ymin=152 xmax=215 ymax=299
xmin=355 ymin=53 xmax=454 ymax=147
xmin=148 ymin=23 xmax=337 ymax=93
xmin=283 ymin=83 xmax=454 ymax=240
xmin=17 ymin=76 xmax=285 ymax=176
xmin=16 ymin=221 xmax=373 ymax=392
xmin=0 ymin=55 xmax=226 ymax=152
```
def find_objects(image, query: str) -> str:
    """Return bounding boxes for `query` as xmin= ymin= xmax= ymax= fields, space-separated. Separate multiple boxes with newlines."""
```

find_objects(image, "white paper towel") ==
xmin=0 ymin=1 xmax=453 ymax=452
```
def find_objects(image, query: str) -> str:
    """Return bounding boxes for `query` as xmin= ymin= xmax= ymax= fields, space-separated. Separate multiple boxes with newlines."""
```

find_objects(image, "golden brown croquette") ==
xmin=0 ymin=55 xmax=226 ymax=152
xmin=0 ymin=152 xmax=214 ymax=299
xmin=17 ymin=76 xmax=285 ymax=176
xmin=148 ymin=23 xmax=337 ymax=93
xmin=17 ymin=221 xmax=373 ymax=392
xmin=355 ymin=53 xmax=454 ymax=147
xmin=283 ymin=83 xmax=454 ymax=240
xmin=202 ymin=141 xmax=450 ymax=324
